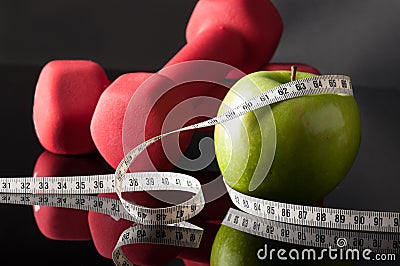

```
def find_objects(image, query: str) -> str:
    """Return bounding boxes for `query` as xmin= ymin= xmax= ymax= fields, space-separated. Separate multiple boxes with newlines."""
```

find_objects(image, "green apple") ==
xmin=214 ymin=70 xmax=361 ymax=204
xmin=210 ymin=225 xmax=355 ymax=266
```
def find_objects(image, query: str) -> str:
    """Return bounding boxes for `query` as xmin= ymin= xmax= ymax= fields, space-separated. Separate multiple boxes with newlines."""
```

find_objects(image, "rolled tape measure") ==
xmin=2 ymin=74 xmax=398 ymax=265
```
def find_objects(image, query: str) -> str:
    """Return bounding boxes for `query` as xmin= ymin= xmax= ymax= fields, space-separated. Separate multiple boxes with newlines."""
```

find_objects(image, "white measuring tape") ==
xmin=2 ymin=74 xmax=398 ymax=265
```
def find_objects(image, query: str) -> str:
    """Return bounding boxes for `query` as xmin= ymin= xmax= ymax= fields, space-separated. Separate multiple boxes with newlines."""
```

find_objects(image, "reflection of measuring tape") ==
xmin=223 ymin=208 xmax=400 ymax=254
xmin=4 ymin=75 xmax=397 ymax=265
xmin=0 ymin=173 xmax=205 ymax=266
xmin=225 ymin=182 xmax=400 ymax=233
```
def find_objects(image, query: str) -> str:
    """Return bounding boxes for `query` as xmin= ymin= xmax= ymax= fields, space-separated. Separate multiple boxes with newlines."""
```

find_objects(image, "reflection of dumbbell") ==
xmin=32 ymin=150 xmax=110 ymax=241
xmin=33 ymin=0 xmax=283 ymax=170
xmin=177 ymin=219 xmax=221 ymax=265
xmin=89 ymin=192 xmax=184 ymax=266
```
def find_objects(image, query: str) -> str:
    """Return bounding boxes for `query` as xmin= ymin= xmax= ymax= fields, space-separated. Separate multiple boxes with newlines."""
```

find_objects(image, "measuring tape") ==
xmin=2 ymin=74 xmax=398 ymax=265
xmin=0 ymin=172 xmax=206 ymax=266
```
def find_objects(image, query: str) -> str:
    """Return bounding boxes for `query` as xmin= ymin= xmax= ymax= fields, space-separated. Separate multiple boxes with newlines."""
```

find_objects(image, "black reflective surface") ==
xmin=0 ymin=65 xmax=120 ymax=265
xmin=0 ymin=65 xmax=399 ymax=265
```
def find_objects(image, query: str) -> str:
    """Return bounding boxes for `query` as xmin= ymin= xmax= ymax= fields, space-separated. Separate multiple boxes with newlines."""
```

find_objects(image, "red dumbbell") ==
xmin=174 ymin=0 xmax=282 ymax=73
xmin=33 ymin=0 xmax=283 ymax=164
xmin=91 ymin=71 xmax=199 ymax=171
xmin=33 ymin=60 xmax=111 ymax=155
xmin=32 ymin=150 xmax=110 ymax=240
xmin=90 ymin=0 xmax=283 ymax=170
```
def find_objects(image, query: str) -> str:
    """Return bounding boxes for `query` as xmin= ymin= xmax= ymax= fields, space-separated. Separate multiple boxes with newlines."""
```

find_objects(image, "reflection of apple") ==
xmin=214 ymin=70 xmax=361 ymax=204
xmin=211 ymin=225 xmax=354 ymax=266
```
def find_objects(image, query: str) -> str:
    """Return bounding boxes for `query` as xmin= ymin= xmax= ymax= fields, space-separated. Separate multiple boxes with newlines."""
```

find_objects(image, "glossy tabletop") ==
xmin=0 ymin=65 xmax=399 ymax=265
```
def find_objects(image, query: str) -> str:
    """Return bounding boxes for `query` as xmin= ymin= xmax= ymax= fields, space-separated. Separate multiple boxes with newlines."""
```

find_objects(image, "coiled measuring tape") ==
xmin=2 ymin=74 xmax=398 ymax=265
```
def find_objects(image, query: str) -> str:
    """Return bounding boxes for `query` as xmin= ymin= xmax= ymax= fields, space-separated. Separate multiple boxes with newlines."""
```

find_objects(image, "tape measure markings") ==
xmin=1 ymin=172 xmax=200 ymax=195
xmin=113 ymin=223 xmax=202 ymax=266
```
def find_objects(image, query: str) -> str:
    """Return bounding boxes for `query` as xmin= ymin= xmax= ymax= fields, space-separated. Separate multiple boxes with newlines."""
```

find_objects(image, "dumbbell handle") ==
xmin=184 ymin=0 xmax=283 ymax=73
xmin=91 ymin=0 xmax=283 ymax=170
xmin=157 ymin=0 xmax=283 ymax=131
xmin=164 ymin=27 xmax=246 ymax=80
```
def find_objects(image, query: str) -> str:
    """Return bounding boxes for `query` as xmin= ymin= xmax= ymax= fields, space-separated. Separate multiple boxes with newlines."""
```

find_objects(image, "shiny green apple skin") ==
xmin=214 ymin=70 xmax=361 ymax=204
xmin=210 ymin=225 xmax=355 ymax=266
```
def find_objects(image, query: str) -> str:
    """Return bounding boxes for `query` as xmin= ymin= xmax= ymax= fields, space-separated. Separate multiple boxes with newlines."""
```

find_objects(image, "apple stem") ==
xmin=291 ymin=65 xmax=298 ymax=81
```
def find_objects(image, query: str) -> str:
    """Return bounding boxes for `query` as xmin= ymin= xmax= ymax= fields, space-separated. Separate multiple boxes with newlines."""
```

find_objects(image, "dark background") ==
xmin=1 ymin=0 xmax=400 ymax=89
xmin=0 ymin=1 xmax=399 ymax=265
